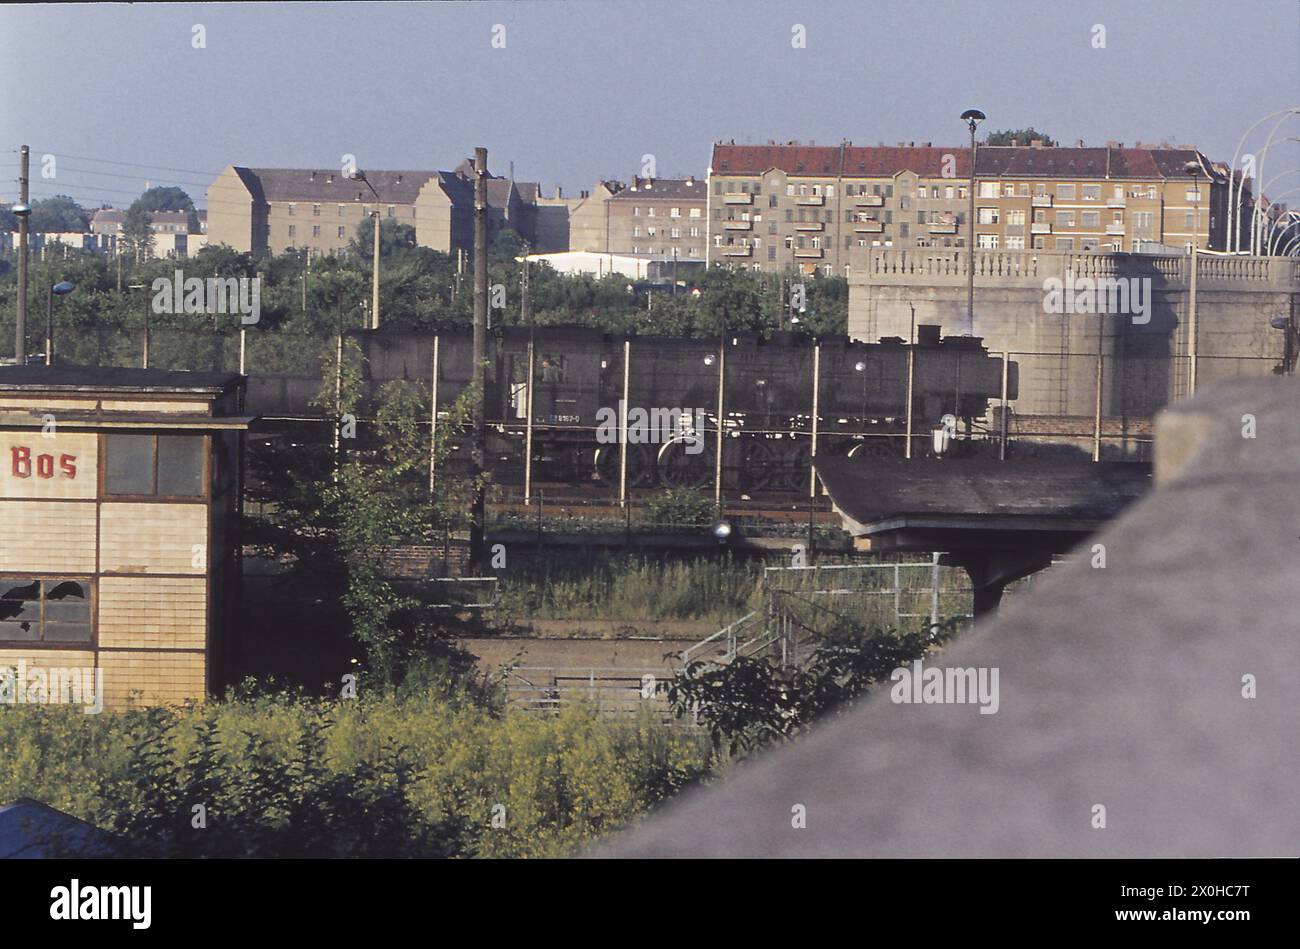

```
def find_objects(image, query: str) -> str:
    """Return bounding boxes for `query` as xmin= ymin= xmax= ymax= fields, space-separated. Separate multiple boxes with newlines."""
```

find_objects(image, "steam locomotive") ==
xmin=246 ymin=325 xmax=1017 ymax=493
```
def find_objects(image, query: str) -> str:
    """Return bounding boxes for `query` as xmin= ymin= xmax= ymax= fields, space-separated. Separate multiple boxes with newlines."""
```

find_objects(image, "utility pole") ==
xmin=522 ymin=244 xmax=536 ymax=506
xmin=470 ymin=147 xmax=489 ymax=570
xmin=15 ymin=145 xmax=29 ymax=364
xmin=370 ymin=211 xmax=380 ymax=329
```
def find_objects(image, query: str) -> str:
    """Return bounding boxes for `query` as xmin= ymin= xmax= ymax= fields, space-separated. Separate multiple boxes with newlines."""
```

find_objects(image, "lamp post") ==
xmin=1185 ymin=160 xmax=1202 ymax=395
xmin=1225 ymin=108 xmax=1300 ymax=252
xmin=960 ymin=109 xmax=986 ymax=336
xmin=45 ymin=281 xmax=74 ymax=366
xmin=1269 ymin=314 xmax=1296 ymax=375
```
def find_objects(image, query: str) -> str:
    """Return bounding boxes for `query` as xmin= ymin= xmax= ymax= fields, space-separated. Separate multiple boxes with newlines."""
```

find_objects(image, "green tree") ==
xmin=134 ymin=185 xmax=200 ymax=233
xmin=120 ymin=204 xmax=154 ymax=262
xmin=984 ymin=128 xmax=1056 ymax=147
xmin=28 ymin=195 xmax=91 ymax=232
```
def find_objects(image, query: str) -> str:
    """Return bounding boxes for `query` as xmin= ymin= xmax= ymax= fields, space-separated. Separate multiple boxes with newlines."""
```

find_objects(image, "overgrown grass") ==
xmin=491 ymin=552 xmax=767 ymax=625
xmin=0 ymin=685 xmax=711 ymax=858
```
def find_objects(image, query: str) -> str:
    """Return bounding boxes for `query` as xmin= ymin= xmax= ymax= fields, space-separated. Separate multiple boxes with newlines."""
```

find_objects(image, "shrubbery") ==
xmin=0 ymin=686 xmax=710 ymax=858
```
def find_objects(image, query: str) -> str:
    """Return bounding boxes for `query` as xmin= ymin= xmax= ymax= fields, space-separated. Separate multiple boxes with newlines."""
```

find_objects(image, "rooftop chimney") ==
xmin=1075 ymin=139 xmax=1085 ymax=148
xmin=1031 ymin=139 xmax=1045 ymax=148
xmin=1010 ymin=139 xmax=1019 ymax=147
xmin=686 ymin=175 xmax=695 ymax=186
xmin=310 ymin=171 xmax=316 ymax=181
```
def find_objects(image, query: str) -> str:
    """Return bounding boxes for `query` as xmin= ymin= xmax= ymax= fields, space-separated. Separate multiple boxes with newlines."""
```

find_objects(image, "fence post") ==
xmin=809 ymin=341 xmax=820 ymax=498
xmin=904 ymin=348 xmax=915 ymax=459
xmin=430 ymin=334 xmax=440 ymax=495
xmin=1092 ymin=349 xmax=1103 ymax=462
xmin=999 ymin=351 xmax=1009 ymax=461
xmin=619 ymin=338 xmax=630 ymax=508
xmin=523 ymin=334 xmax=533 ymax=503
xmin=930 ymin=552 xmax=940 ymax=629
xmin=894 ymin=563 xmax=901 ymax=627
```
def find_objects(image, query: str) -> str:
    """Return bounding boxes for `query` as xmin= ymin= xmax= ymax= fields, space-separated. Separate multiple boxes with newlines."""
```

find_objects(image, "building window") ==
xmin=945 ymin=186 xmax=955 ymax=200
xmin=647 ymin=208 xmax=655 ymax=217
xmin=387 ymin=206 xmax=395 ymax=218
xmin=0 ymin=578 xmax=93 ymax=645
xmin=1005 ymin=236 xmax=1025 ymax=249
xmin=105 ymin=433 xmax=205 ymax=498
xmin=287 ymin=204 xmax=296 ymax=216
xmin=1006 ymin=210 xmax=1026 ymax=225
xmin=1056 ymin=210 xmax=1075 ymax=227
xmin=978 ymin=182 xmax=999 ymax=198
xmin=977 ymin=207 xmax=999 ymax=224
xmin=690 ymin=208 xmax=702 ymax=218
xmin=976 ymin=234 xmax=998 ymax=248
xmin=670 ymin=207 xmax=681 ymax=218
xmin=1185 ymin=212 xmax=1196 ymax=229
xmin=633 ymin=226 xmax=641 ymax=237
xmin=312 ymin=225 xmax=321 ymax=237
xmin=690 ymin=226 xmax=700 ymax=237
xmin=1057 ymin=184 xmax=1076 ymax=200
xmin=671 ymin=227 xmax=680 ymax=239
xmin=1082 ymin=185 xmax=1101 ymax=201
xmin=1081 ymin=238 xmax=1100 ymax=251
xmin=1055 ymin=237 xmax=1074 ymax=250
xmin=1003 ymin=183 xmax=1015 ymax=197
xmin=1081 ymin=211 xmax=1100 ymax=228
xmin=338 ymin=205 xmax=345 ymax=217
xmin=288 ymin=225 xmax=296 ymax=237
xmin=313 ymin=204 xmax=321 ymax=216
xmin=338 ymin=226 xmax=345 ymax=238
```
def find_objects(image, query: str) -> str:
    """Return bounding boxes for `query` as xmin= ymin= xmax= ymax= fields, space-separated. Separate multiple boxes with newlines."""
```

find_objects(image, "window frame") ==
xmin=0 ymin=575 xmax=95 ymax=648
xmin=101 ymin=433 xmax=209 ymax=501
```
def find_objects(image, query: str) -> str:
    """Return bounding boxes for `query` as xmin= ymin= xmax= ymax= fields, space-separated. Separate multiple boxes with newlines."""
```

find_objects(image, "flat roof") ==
xmin=0 ymin=365 xmax=244 ymax=395
xmin=815 ymin=456 xmax=1151 ymax=528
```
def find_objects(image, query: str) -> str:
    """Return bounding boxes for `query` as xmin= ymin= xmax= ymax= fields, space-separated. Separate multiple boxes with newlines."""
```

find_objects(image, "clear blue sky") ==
xmin=2 ymin=0 xmax=1298 ymax=211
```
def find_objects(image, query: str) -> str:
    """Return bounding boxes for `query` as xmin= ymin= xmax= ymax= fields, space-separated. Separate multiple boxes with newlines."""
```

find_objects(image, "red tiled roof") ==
xmin=711 ymin=143 xmax=1221 ymax=181
xmin=711 ymin=144 xmax=969 ymax=178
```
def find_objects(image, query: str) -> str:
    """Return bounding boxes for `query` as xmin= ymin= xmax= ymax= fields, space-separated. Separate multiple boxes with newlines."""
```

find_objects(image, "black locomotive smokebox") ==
xmin=916 ymin=324 xmax=942 ymax=347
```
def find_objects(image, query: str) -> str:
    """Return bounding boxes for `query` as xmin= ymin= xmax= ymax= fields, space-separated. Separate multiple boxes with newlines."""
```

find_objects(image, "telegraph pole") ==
xmin=15 ymin=146 xmax=29 ymax=364
xmin=470 ymin=147 xmax=489 ymax=570
xmin=370 ymin=211 xmax=381 ymax=329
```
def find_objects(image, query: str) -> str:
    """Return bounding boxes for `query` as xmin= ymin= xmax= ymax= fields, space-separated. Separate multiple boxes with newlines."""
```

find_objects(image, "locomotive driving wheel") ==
xmin=657 ymin=439 xmax=712 ymax=489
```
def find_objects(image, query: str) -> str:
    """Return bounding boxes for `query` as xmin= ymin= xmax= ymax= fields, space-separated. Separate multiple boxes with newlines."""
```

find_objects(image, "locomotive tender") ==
xmin=247 ymin=325 xmax=1017 ymax=492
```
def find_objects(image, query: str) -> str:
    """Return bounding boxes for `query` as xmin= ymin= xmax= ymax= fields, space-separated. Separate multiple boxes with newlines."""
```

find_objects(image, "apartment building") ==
xmin=708 ymin=140 xmax=1245 ymax=274
xmin=607 ymin=177 xmax=707 ymax=260
xmin=708 ymin=142 xmax=971 ymax=275
xmin=969 ymin=142 xmax=1233 ymax=254
xmin=206 ymin=159 xmax=545 ymax=258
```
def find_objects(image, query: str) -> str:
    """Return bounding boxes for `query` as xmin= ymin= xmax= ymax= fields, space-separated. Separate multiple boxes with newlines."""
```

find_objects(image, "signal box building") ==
xmin=0 ymin=367 xmax=250 ymax=709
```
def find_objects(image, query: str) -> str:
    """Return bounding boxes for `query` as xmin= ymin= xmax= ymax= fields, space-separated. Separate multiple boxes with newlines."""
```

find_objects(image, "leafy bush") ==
xmin=644 ymin=488 xmax=717 ymax=529
xmin=667 ymin=619 xmax=961 ymax=758
xmin=0 ymin=688 xmax=710 ymax=858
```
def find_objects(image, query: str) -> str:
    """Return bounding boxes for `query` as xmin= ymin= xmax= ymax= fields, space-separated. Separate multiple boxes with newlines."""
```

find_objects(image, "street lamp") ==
xmin=1184 ymin=159 xmax=1204 ymax=251
xmin=45 ymin=281 xmax=74 ymax=366
xmin=960 ymin=109 xmax=986 ymax=336
xmin=1269 ymin=313 xmax=1296 ymax=375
